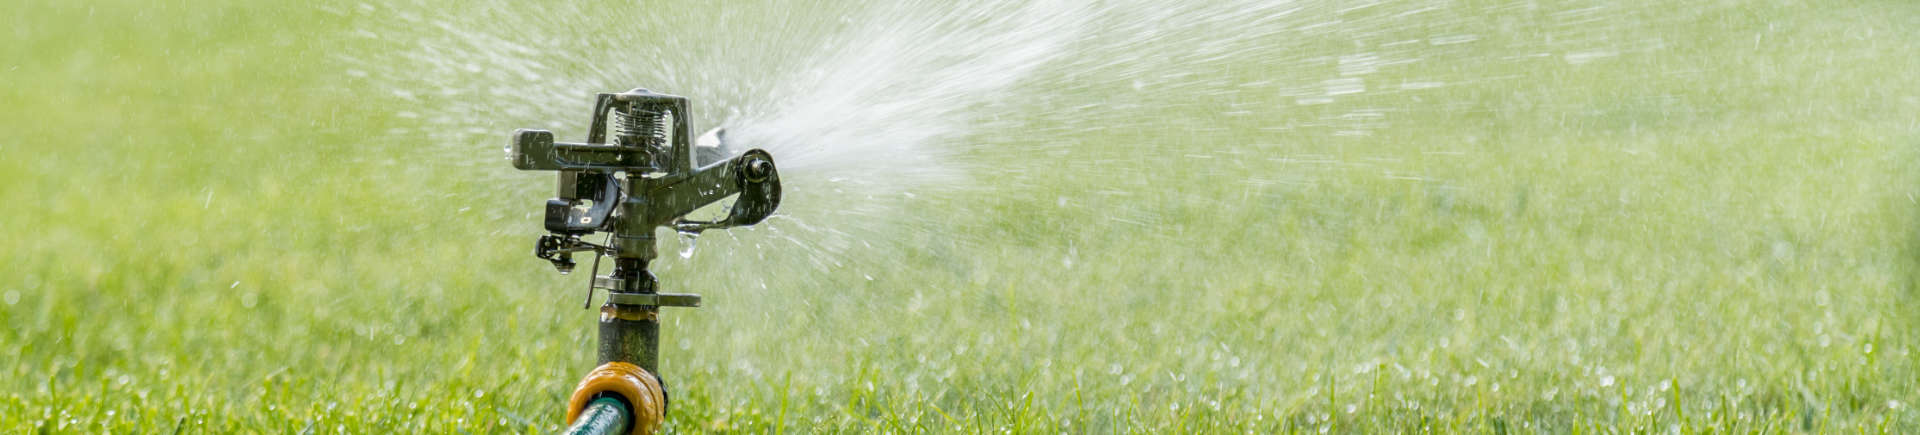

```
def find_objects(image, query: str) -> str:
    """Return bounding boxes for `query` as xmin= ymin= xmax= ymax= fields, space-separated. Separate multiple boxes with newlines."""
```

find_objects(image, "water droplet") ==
xmin=678 ymin=231 xmax=699 ymax=259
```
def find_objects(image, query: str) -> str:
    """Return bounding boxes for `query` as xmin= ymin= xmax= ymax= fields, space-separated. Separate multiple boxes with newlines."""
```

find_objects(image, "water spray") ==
xmin=508 ymin=88 xmax=781 ymax=434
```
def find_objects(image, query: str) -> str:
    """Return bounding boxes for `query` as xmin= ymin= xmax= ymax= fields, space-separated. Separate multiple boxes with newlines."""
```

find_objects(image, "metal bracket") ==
xmin=591 ymin=277 xmax=699 ymax=306
xmin=592 ymin=276 xmax=627 ymax=291
xmin=607 ymin=292 xmax=702 ymax=307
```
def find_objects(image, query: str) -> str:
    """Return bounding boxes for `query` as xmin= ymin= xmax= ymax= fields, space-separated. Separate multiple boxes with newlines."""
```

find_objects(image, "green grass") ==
xmin=4 ymin=0 xmax=1920 ymax=432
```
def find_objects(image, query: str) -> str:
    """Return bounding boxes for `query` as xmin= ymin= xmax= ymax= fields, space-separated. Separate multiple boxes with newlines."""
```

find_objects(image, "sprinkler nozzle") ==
xmin=745 ymin=158 xmax=773 ymax=182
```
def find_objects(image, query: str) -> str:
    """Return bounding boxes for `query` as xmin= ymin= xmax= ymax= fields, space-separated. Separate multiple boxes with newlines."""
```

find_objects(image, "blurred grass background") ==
xmin=4 ymin=0 xmax=1920 ymax=432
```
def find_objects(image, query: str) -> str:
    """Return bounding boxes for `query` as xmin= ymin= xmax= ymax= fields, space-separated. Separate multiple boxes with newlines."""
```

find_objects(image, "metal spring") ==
xmin=614 ymin=105 xmax=672 ymax=148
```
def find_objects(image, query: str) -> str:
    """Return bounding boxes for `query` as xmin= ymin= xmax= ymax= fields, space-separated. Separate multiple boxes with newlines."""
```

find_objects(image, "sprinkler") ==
xmin=507 ymin=88 xmax=781 ymax=434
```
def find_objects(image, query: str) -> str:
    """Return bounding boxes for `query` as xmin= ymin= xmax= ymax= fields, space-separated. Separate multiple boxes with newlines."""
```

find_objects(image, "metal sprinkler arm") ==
xmin=628 ymin=149 xmax=781 ymax=232
xmin=510 ymin=88 xmax=781 ymax=266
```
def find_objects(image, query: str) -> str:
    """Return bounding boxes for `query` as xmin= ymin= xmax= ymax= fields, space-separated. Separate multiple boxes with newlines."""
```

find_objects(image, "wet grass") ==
xmin=4 ymin=0 xmax=1920 ymax=432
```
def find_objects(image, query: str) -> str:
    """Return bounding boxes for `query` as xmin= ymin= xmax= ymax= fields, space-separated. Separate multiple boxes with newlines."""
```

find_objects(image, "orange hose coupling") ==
xmin=566 ymin=362 xmax=666 ymax=435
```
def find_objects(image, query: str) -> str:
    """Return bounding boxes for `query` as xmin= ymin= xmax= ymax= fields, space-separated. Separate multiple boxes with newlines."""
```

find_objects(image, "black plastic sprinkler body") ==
xmin=508 ymin=88 xmax=781 ymax=434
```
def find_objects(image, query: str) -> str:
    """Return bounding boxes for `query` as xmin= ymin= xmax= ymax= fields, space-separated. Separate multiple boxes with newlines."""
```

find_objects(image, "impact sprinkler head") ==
xmin=507 ymin=88 xmax=781 ymax=300
xmin=510 ymin=88 xmax=783 ymax=434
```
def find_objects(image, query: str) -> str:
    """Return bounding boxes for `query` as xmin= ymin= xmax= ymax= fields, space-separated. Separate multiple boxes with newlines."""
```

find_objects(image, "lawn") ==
xmin=4 ymin=0 xmax=1918 ymax=432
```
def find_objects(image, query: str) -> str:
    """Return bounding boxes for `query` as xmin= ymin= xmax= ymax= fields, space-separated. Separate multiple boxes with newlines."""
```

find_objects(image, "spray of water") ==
xmin=340 ymin=1 xmax=1112 ymax=268
xmin=338 ymin=0 xmax=1668 ymax=306
xmin=733 ymin=1 xmax=1090 ymax=188
xmin=346 ymin=0 xmax=1655 ymax=214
